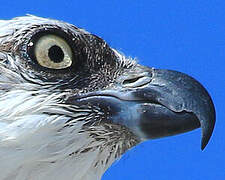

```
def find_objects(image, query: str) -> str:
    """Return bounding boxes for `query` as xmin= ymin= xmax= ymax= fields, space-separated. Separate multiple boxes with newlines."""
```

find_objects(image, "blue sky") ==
xmin=0 ymin=0 xmax=224 ymax=179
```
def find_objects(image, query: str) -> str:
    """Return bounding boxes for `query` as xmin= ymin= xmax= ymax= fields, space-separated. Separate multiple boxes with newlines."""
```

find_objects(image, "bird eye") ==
xmin=33 ymin=34 xmax=73 ymax=69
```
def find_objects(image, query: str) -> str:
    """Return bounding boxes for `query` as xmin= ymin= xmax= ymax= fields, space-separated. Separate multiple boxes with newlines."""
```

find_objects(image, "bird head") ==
xmin=0 ymin=16 xmax=215 ymax=180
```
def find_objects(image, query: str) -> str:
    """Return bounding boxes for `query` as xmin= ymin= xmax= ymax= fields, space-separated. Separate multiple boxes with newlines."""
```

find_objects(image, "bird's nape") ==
xmin=0 ymin=15 xmax=215 ymax=180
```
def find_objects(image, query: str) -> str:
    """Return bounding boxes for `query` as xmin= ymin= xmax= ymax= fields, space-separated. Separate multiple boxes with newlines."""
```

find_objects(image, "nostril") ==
xmin=123 ymin=76 xmax=144 ymax=85
xmin=122 ymin=76 xmax=152 ymax=88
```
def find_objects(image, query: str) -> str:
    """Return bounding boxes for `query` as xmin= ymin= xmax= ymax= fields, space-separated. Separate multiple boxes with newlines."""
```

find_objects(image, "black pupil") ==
xmin=48 ymin=45 xmax=64 ymax=63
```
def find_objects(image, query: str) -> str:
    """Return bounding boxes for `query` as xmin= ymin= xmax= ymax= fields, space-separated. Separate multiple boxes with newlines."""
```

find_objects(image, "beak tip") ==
xmin=201 ymin=136 xmax=211 ymax=150
xmin=198 ymin=90 xmax=216 ymax=151
xmin=201 ymin=141 xmax=207 ymax=151
xmin=200 ymin=115 xmax=216 ymax=151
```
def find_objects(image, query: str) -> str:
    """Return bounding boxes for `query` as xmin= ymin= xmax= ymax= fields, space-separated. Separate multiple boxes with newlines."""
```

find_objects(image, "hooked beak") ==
xmin=128 ymin=68 xmax=216 ymax=150
xmin=74 ymin=66 xmax=216 ymax=150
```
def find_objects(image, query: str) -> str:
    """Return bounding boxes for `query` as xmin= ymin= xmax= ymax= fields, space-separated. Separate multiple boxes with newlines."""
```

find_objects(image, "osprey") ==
xmin=0 ymin=16 xmax=215 ymax=180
